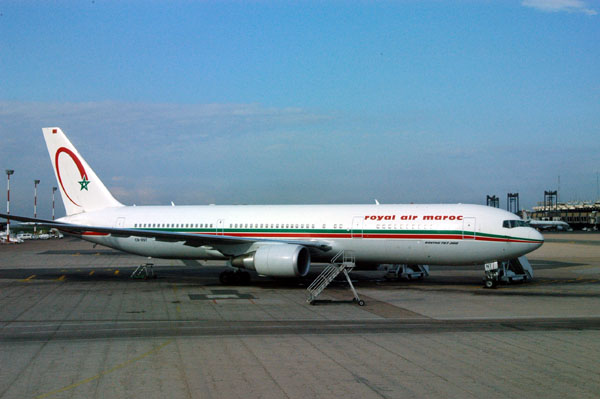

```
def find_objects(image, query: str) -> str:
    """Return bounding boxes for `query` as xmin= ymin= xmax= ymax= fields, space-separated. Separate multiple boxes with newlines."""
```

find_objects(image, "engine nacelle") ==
xmin=231 ymin=244 xmax=310 ymax=277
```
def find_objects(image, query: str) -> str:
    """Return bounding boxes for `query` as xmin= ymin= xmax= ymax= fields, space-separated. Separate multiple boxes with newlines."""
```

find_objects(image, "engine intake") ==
xmin=231 ymin=244 xmax=310 ymax=277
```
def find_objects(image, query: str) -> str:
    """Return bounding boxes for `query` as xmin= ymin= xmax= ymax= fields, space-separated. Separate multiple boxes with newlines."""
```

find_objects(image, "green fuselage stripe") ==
xmin=135 ymin=227 xmax=541 ymax=244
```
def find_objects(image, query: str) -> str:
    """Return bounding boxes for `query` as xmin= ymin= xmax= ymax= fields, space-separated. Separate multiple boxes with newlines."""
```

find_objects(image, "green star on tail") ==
xmin=78 ymin=177 xmax=90 ymax=191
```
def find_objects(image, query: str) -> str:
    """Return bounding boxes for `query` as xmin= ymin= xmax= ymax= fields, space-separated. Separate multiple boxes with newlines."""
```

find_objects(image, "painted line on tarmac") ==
xmin=34 ymin=339 xmax=173 ymax=399
xmin=20 ymin=275 xmax=36 ymax=283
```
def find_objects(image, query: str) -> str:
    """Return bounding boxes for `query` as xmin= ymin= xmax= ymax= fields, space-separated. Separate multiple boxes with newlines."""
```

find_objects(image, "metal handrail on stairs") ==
xmin=306 ymin=250 xmax=364 ymax=306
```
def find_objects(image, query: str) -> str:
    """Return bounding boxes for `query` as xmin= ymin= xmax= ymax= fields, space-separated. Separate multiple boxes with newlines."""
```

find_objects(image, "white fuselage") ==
xmin=61 ymin=203 xmax=544 ymax=266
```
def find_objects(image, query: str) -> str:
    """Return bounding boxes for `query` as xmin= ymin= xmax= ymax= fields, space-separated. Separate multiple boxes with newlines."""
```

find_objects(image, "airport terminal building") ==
xmin=530 ymin=201 xmax=600 ymax=230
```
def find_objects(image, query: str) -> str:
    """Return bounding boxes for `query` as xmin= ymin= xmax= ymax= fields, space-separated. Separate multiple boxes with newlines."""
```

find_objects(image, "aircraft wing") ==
xmin=0 ymin=214 xmax=332 ymax=252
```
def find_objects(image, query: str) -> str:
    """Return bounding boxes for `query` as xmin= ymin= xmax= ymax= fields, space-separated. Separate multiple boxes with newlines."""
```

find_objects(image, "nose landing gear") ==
xmin=483 ymin=257 xmax=533 ymax=288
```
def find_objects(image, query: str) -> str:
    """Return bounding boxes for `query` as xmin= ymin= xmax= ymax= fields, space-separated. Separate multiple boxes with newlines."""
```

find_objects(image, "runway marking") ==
xmin=55 ymin=275 xmax=66 ymax=282
xmin=34 ymin=340 xmax=173 ymax=399
xmin=189 ymin=290 xmax=255 ymax=301
xmin=88 ymin=271 xmax=95 ymax=276
xmin=20 ymin=275 xmax=36 ymax=282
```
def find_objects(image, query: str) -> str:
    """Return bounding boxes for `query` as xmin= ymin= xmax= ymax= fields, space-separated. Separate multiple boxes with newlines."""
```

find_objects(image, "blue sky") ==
xmin=1 ymin=0 xmax=599 ymax=219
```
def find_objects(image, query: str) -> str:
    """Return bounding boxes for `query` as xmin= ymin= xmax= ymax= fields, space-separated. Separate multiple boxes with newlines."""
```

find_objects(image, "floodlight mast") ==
xmin=5 ymin=170 xmax=14 ymax=243
xmin=52 ymin=187 xmax=57 ymax=220
xmin=34 ymin=179 xmax=40 ymax=234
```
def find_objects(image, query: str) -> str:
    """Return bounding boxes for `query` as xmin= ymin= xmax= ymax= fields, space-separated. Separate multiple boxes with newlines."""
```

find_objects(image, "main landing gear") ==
xmin=219 ymin=270 xmax=251 ymax=285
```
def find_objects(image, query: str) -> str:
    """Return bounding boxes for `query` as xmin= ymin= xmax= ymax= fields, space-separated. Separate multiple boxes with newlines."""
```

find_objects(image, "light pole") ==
xmin=34 ymin=179 xmax=40 ymax=234
xmin=52 ymin=187 xmax=57 ymax=220
xmin=5 ymin=170 xmax=14 ymax=243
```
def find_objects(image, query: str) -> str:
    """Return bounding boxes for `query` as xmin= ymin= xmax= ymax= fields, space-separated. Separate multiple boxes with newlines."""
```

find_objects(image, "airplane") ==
xmin=521 ymin=210 xmax=571 ymax=231
xmin=1 ymin=127 xmax=544 ymax=285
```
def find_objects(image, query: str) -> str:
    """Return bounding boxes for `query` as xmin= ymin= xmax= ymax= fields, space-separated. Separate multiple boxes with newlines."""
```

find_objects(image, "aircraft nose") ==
xmin=530 ymin=228 xmax=544 ymax=249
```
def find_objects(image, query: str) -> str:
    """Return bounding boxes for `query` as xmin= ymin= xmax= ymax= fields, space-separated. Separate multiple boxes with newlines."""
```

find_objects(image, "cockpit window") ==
xmin=503 ymin=220 xmax=529 ymax=228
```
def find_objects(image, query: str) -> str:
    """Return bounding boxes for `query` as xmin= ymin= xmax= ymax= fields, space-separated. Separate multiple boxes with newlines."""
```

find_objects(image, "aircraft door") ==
xmin=115 ymin=217 xmax=125 ymax=228
xmin=216 ymin=219 xmax=225 ymax=236
xmin=351 ymin=216 xmax=363 ymax=238
xmin=462 ymin=217 xmax=476 ymax=239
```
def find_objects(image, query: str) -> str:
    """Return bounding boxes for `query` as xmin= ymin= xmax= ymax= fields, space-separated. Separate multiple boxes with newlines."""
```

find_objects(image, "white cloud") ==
xmin=0 ymin=101 xmax=334 ymax=214
xmin=522 ymin=0 xmax=598 ymax=15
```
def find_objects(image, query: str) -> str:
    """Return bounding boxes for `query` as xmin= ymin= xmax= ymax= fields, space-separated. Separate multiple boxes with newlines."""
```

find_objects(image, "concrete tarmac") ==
xmin=1 ymin=233 xmax=599 ymax=399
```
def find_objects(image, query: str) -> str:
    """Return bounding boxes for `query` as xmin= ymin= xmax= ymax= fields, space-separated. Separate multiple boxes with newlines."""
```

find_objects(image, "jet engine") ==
xmin=231 ymin=244 xmax=310 ymax=277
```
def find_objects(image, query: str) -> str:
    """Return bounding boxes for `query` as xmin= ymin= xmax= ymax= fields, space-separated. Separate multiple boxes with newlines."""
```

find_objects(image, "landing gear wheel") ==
xmin=238 ymin=271 xmax=251 ymax=284
xmin=220 ymin=270 xmax=251 ymax=285
xmin=484 ymin=279 xmax=497 ymax=289
xmin=358 ymin=300 xmax=365 ymax=306
xmin=219 ymin=271 xmax=234 ymax=285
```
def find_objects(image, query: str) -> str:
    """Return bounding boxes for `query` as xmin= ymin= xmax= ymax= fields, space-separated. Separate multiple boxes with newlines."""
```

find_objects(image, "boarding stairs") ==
xmin=484 ymin=256 xmax=533 ymax=288
xmin=307 ymin=250 xmax=364 ymax=306
xmin=130 ymin=263 xmax=155 ymax=279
